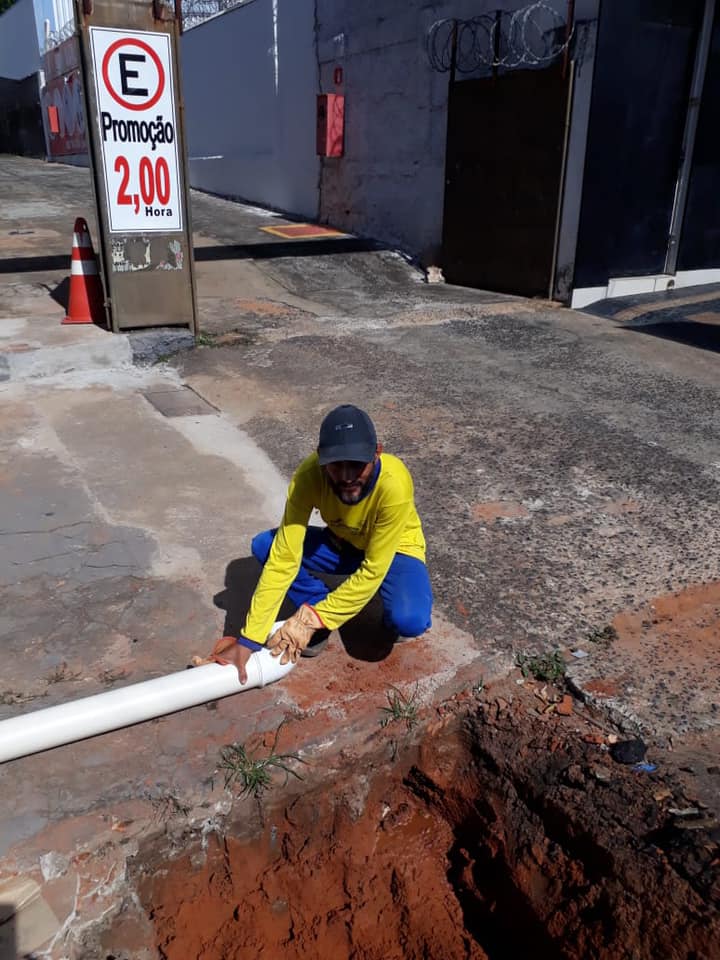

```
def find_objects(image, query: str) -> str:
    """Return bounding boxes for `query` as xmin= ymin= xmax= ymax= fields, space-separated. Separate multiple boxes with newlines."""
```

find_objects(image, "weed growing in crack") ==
xmin=0 ymin=689 xmax=47 ymax=706
xmin=46 ymin=662 xmax=82 ymax=684
xmin=516 ymin=650 xmax=566 ymax=683
xmin=380 ymin=684 xmax=420 ymax=730
xmin=99 ymin=667 xmax=128 ymax=686
xmin=195 ymin=331 xmax=217 ymax=348
xmin=587 ymin=624 xmax=618 ymax=645
xmin=217 ymin=723 xmax=306 ymax=799
xmin=147 ymin=791 xmax=191 ymax=821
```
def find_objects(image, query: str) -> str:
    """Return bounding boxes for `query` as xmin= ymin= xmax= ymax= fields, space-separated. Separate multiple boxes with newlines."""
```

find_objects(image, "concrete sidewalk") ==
xmin=0 ymin=159 xmax=500 ymax=959
xmin=1 ymin=155 xmax=720 ymax=958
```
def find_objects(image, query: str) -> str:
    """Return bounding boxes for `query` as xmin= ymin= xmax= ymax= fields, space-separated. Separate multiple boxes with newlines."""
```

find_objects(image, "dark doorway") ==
xmin=573 ymin=0 xmax=702 ymax=288
xmin=0 ymin=76 xmax=45 ymax=157
xmin=678 ymin=5 xmax=720 ymax=271
xmin=441 ymin=64 xmax=569 ymax=297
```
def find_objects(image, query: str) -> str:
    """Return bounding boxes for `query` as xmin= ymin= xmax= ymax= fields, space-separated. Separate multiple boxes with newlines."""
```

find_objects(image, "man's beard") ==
xmin=328 ymin=475 xmax=369 ymax=505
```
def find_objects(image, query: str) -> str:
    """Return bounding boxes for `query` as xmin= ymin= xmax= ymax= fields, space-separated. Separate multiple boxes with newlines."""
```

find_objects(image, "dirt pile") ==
xmin=137 ymin=685 xmax=720 ymax=960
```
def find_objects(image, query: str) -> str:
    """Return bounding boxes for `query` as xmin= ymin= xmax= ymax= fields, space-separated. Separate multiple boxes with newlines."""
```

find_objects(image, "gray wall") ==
xmin=316 ymin=0 xmax=599 ymax=272
xmin=181 ymin=0 xmax=319 ymax=218
xmin=180 ymin=0 xmax=599 ymax=295
xmin=316 ymin=0 xmax=456 ymax=264
xmin=0 ymin=0 xmax=40 ymax=81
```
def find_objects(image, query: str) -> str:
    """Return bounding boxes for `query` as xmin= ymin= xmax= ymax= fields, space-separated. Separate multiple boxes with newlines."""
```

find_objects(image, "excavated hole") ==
xmin=134 ymin=702 xmax=719 ymax=960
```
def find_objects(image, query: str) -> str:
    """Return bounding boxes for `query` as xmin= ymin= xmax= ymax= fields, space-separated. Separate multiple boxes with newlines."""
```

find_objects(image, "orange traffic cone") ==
xmin=62 ymin=217 xmax=104 ymax=325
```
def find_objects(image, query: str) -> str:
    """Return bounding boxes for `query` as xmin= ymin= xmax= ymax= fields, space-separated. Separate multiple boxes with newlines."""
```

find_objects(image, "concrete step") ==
xmin=0 ymin=316 xmax=132 ymax=382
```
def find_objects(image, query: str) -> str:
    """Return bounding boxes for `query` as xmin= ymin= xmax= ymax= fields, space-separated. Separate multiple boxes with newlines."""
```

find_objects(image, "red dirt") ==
xmin=471 ymin=501 xmax=530 ymax=523
xmin=576 ymin=581 xmax=720 ymax=754
xmin=613 ymin=581 xmax=720 ymax=663
xmin=137 ymin=683 xmax=720 ymax=960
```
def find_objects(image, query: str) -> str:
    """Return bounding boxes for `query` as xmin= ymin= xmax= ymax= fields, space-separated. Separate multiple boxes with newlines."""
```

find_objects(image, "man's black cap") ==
xmin=317 ymin=404 xmax=377 ymax=465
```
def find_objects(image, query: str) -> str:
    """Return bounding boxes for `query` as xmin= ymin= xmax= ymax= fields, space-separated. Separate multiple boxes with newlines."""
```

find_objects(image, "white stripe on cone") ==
xmin=72 ymin=231 xmax=93 ymax=248
xmin=71 ymin=259 xmax=98 ymax=276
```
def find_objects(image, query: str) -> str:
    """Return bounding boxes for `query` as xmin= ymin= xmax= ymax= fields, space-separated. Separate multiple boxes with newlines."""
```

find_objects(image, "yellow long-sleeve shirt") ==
xmin=242 ymin=452 xmax=426 ymax=644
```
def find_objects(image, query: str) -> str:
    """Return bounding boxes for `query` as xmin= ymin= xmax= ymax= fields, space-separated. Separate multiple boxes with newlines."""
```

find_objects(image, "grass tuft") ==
xmin=147 ymin=791 xmax=191 ymax=821
xmin=587 ymin=625 xmax=618 ymax=645
xmin=217 ymin=722 xmax=306 ymax=799
xmin=380 ymin=683 xmax=420 ymax=730
xmin=516 ymin=649 xmax=566 ymax=683
xmin=46 ymin=661 xmax=82 ymax=684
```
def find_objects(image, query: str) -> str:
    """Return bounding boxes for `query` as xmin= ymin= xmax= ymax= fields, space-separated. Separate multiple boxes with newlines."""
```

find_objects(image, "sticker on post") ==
xmin=89 ymin=27 xmax=183 ymax=233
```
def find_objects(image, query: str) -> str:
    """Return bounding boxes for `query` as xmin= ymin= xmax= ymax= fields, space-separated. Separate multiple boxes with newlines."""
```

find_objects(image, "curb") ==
xmin=0 ymin=328 xmax=195 ymax=382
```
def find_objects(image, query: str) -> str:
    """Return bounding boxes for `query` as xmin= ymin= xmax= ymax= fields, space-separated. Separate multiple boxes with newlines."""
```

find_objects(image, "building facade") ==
xmin=5 ymin=0 xmax=717 ymax=309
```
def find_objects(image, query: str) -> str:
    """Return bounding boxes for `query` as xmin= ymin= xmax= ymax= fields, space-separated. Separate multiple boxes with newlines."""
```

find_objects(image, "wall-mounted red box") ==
xmin=47 ymin=105 xmax=60 ymax=134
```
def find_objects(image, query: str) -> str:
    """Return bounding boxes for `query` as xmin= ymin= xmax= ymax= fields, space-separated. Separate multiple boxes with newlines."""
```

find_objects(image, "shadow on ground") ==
xmin=214 ymin=556 xmax=394 ymax=664
xmin=583 ymin=283 xmax=720 ymax=354
xmin=0 ymin=238 xmax=379 ymax=276
xmin=45 ymin=276 xmax=69 ymax=310
xmin=634 ymin=321 xmax=720 ymax=353
xmin=195 ymin=238 xmax=378 ymax=263
xmin=0 ymin=908 xmax=16 ymax=960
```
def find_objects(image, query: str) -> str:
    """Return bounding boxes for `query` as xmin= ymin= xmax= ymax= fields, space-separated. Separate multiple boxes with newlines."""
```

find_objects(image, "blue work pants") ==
xmin=251 ymin=525 xmax=433 ymax=637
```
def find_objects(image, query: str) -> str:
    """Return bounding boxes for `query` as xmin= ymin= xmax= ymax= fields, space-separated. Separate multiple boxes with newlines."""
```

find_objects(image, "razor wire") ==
xmin=426 ymin=2 xmax=574 ymax=73
xmin=43 ymin=18 xmax=75 ymax=52
xmin=181 ymin=0 xmax=248 ymax=30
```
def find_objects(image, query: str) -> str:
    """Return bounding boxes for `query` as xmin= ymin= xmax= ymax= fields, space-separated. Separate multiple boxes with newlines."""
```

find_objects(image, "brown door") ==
xmin=441 ymin=65 xmax=569 ymax=297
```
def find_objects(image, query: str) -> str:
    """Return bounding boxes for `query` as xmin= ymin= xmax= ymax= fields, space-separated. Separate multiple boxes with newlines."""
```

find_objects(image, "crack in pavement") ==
xmin=0 ymin=521 xmax=91 ymax=536
xmin=10 ymin=550 xmax=78 ymax=565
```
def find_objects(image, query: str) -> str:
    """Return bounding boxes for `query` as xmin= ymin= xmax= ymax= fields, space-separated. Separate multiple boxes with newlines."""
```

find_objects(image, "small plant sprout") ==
xmin=380 ymin=683 xmax=420 ymax=730
xmin=587 ymin=624 xmax=618 ymax=645
xmin=516 ymin=650 xmax=566 ymax=683
xmin=147 ymin=790 xmax=191 ymax=821
xmin=217 ymin=722 xmax=306 ymax=799
xmin=46 ymin=661 xmax=82 ymax=684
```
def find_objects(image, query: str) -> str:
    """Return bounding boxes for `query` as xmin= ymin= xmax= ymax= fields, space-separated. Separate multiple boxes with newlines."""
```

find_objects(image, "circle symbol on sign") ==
xmin=102 ymin=38 xmax=165 ymax=112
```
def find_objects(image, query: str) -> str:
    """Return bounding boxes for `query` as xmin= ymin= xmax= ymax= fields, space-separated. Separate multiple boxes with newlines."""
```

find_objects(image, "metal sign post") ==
xmin=74 ymin=0 xmax=197 ymax=333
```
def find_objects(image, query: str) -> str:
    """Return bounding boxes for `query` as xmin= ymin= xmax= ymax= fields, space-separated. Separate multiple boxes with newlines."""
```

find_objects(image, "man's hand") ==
xmin=267 ymin=605 xmax=323 ymax=664
xmin=209 ymin=636 xmax=254 ymax=684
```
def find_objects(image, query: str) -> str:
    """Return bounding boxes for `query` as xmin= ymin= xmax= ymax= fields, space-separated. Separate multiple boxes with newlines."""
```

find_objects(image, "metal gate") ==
xmin=441 ymin=64 xmax=569 ymax=296
xmin=573 ymin=0 xmax=703 ymax=288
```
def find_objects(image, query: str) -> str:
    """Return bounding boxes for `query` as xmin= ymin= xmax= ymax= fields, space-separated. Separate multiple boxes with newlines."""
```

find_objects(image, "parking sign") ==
xmin=89 ymin=27 xmax=182 ymax=233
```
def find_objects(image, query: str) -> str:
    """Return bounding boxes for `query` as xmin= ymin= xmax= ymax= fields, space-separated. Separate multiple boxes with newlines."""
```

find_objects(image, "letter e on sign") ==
xmin=89 ymin=27 xmax=182 ymax=233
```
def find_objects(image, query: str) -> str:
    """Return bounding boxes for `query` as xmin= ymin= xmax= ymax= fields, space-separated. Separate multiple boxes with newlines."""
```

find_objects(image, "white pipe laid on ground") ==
xmin=0 ymin=635 xmax=293 ymax=764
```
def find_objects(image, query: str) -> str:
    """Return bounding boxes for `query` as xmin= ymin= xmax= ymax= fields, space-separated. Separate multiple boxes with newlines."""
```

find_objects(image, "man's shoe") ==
xmin=301 ymin=628 xmax=339 ymax=658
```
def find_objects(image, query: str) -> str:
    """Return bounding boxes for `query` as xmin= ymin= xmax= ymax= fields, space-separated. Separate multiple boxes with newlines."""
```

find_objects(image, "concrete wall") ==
xmin=180 ymin=0 xmax=599 ymax=293
xmin=315 ymin=0 xmax=599 ymax=271
xmin=316 ymin=0 xmax=455 ymax=263
xmin=181 ymin=0 xmax=319 ymax=218
xmin=0 ymin=0 xmax=40 ymax=81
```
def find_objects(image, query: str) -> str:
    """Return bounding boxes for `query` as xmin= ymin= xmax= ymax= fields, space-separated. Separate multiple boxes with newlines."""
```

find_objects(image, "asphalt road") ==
xmin=1 ymin=154 xmax=719 ymax=957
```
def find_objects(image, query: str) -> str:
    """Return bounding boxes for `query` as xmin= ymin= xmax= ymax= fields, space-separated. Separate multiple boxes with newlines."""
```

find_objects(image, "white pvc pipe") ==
xmin=0 ymin=635 xmax=293 ymax=764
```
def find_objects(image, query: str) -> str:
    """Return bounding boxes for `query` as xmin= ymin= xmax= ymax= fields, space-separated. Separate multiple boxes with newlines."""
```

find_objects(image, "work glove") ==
xmin=267 ymin=604 xmax=323 ymax=664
